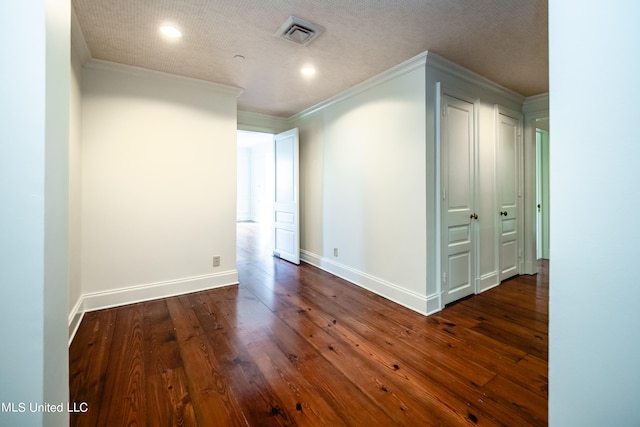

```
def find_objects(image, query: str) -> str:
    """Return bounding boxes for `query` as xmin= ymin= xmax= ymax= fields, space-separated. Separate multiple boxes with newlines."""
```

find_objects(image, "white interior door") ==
xmin=497 ymin=112 xmax=522 ymax=281
xmin=441 ymin=95 xmax=476 ymax=305
xmin=273 ymin=128 xmax=300 ymax=264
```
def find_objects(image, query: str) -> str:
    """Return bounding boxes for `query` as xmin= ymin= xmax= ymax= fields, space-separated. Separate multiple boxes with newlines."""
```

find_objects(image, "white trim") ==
xmin=67 ymin=270 xmax=239 ymax=345
xmin=522 ymin=105 xmax=550 ymax=275
xmin=82 ymin=270 xmax=239 ymax=312
xmin=68 ymin=297 xmax=85 ymax=347
xmin=85 ymin=59 xmax=244 ymax=97
xmin=523 ymin=93 xmax=549 ymax=115
xmin=300 ymin=250 xmax=437 ymax=316
xmin=292 ymin=52 xmax=428 ymax=120
xmin=237 ymin=111 xmax=291 ymax=134
xmin=427 ymin=53 xmax=525 ymax=104
xmin=495 ymin=104 xmax=523 ymax=121
xmin=289 ymin=50 xmax=524 ymax=122
xmin=479 ymin=272 xmax=500 ymax=293
xmin=522 ymin=260 xmax=536 ymax=276
xmin=433 ymin=81 xmax=443 ymax=309
xmin=426 ymin=293 xmax=442 ymax=316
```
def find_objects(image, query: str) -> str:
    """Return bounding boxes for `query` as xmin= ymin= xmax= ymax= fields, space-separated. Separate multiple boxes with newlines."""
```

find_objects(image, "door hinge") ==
xmin=442 ymin=272 xmax=447 ymax=284
xmin=442 ymin=105 xmax=446 ymax=116
xmin=517 ymin=127 xmax=522 ymax=136
xmin=441 ymin=188 xmax=446 ymax=200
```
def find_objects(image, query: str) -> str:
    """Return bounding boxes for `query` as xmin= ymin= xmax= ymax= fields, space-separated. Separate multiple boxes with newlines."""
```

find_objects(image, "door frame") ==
xmin=522 ymin=106 xmax=550 ymax=275
xmin=535 ymin=126 xmax=550 ymax=259
xmin=436 ymin=83 xmax=481 ymax=306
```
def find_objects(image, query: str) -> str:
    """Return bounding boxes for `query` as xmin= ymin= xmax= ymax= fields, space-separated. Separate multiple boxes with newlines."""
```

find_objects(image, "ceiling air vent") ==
xmin=276 ymin=16 xmax=324 ymax=46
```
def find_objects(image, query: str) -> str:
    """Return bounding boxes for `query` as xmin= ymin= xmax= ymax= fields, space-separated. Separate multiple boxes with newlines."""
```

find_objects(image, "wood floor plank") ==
xmin=70 ymin=222 xmax=549 ymax=426
xmin=480 ymin=375 xmax=548 ymax=426
xmin=143 ymin=300 xmax=197 ymax=427
xmin=262 ymin=313 xmax=400 ymax=427
xmin=427 ymin=311 xmax=528 ymax=363
xmin=276 ymin=305 xmax=479 ymax=426
xmin=469 ymin=319 xmax=547 ymax=360
xmin=188 ymin=290 xmax=297 ymax=427
xmin=166 ymin=295 xmax=248 ymax=427
xmin=517 ymin=353 xmax=548 ymax=379
xmin=69 ymin=309 xmax=117 ymax=427
xmin=277 ymin=297 xmax=537 ymax=427
xmin=96 ymin=305 xmax=147 ymax=427
xmin=202 ymin=285 xmax=397 ymax=426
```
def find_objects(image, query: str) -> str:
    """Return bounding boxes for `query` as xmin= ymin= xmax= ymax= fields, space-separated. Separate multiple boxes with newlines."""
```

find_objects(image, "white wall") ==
xmin=286 ymin=53 xmax=527 ymax=315
xmin=549 ymin=2 xmax=640 ymax=425
xmin=0 ymin=0 xmax=70 ymax=425
xmin=80 ymin=61 xmax=240 ymax=310
xmin=294 ymin=61 xmax=429 ymax=313
xmin=298 ymin=113 xmax=325 ymax=254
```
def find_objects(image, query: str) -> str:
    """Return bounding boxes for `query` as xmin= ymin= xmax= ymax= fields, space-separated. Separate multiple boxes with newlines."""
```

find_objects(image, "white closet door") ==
xmin=497 ymin=112 xmax=522 ymax=281
xmin=441 ymin=95 xmax=477 ymax=304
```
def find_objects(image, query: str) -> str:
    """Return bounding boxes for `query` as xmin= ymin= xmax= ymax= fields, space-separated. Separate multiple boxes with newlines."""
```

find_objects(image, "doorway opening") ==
xmin=535 ymin=118 xmax=550 ymax=260
xmin=237 ymin=130 xmax=275 ymax=259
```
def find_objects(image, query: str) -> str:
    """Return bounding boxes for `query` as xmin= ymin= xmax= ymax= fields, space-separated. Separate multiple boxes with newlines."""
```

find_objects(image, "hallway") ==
xmin=69 ymin=222 xmax=548 ymax=426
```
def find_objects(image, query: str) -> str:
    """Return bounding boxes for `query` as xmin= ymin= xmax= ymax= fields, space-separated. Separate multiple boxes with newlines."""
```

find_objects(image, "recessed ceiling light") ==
xmin=160 ymin=25 xmax=182 ymax=38
xmin=234 ymin=55 xmax=246 ymax=61
xmin=301 ymin=66 xmax=316 ymax=76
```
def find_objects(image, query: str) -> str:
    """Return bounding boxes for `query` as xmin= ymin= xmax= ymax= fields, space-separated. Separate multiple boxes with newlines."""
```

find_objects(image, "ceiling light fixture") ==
xmin=160 ymin=25 xmax=182 ymax=38
xmin=301 ymin=66 xmax=316 ymax=76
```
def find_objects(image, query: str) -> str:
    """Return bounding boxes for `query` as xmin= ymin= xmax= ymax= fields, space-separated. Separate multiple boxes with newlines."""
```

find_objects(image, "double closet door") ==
xmin=440 ymin=94 xmax=521 ymax=305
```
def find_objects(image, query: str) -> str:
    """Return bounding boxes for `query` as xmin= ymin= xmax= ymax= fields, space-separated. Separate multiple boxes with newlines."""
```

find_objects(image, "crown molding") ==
xmin=523 ymin=92 xmax=549 ymax=114
xmin=237 ymin=110 xmax=292 ymax=134
xmin=426 ymin=51 xmax=525 ymax=104
xmin=85 ymin=59 xmax=244 ymax=97
xmin=291 ymin=51 xmax=429 ymax=121
xmin=289 ymin=50 xmax=527 ymax=121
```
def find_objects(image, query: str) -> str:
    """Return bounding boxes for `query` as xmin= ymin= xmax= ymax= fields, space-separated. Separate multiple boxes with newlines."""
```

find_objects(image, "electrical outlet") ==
xmin=333 ymin=248 xmax=338 ymax=257
xmin=212 ymin=256 xmax=221 ymax=267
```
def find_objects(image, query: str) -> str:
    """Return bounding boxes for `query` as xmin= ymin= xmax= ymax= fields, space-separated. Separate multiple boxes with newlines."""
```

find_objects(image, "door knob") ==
xmin=500 ymin=211 xmax=508 ymax=216
xmin=470 ymin=213 xmax=478 ymax=220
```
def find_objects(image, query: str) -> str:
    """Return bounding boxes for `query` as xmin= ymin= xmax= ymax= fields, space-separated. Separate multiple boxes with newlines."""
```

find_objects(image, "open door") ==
xmin=273 ymin=128 xmax=300 ymax=264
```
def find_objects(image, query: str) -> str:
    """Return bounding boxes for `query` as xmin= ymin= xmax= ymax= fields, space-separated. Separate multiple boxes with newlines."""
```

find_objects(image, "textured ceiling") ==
xmin=72 ymin=0 xmax=548 ymax=118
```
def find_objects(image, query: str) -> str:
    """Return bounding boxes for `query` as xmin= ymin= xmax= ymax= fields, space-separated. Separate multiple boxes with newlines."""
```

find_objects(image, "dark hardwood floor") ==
xmin=69 ymin=222 xmax=548 ymax=426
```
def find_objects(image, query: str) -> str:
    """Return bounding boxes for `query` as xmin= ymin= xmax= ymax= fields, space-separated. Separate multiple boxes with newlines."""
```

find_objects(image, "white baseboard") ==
xmin=521 ymin=260 xmax=537 ymax=275
xmin=479 ymin=271 xmax=500 ymax=293
xmin=68 ymin=297 xmax=85 ymax=347
xmin=426 ymin=292 xmax=442 ymax=315
xmin=68 ymin=270 xmax=239 ymax=345
xmin=300 ymin=250 xmax=433 ymax=316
